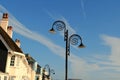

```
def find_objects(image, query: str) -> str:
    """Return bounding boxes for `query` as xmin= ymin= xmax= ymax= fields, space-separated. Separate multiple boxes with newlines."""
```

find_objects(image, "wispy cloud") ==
xmin=80 ymin=0 xmax=86 ymax=19
xmin=101 ymin=35 xmax=120 ymax=66
xmin=89 ymin=35 xmax=120 ymax=71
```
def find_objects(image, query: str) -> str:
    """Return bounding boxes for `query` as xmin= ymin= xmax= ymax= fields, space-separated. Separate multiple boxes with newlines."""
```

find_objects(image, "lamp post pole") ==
xmin=65 ymin=30 xmax=68 ymax=80
xmin=49 ymin=20 xmax=85 ymax=80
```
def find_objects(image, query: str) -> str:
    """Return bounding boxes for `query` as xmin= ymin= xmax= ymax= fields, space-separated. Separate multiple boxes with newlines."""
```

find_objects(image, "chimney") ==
xmin=7 ymin=26 xmax=13 ymax=38
xmin=3 ymin=13 xmax=8 ymax=19
xmin=15 ymin=39 xmax=21 ymax=47
xmin=0 ymin=13 xmax=8 ymax=32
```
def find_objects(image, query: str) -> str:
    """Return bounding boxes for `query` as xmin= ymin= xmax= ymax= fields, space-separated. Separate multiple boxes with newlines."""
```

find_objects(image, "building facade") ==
xmin=0 ymin=13 xmax=44 ymax=80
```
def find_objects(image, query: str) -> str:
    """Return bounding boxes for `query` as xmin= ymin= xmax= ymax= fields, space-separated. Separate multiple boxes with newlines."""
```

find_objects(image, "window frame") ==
xmin=10 ymin=55 xmax=15 ymax=66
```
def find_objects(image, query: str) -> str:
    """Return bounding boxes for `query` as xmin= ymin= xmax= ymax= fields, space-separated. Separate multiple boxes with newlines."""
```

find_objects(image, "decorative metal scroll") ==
xmin=52 ymin=20 xmax=66 ymax=31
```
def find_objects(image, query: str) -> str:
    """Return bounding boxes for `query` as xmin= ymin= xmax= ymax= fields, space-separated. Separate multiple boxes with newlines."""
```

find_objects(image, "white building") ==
xmin=0 ymin=13 xmax=43 ymax=80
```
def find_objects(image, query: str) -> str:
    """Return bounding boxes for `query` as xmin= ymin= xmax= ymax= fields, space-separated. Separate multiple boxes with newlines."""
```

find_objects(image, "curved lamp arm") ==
xmin=44 ymin=64 xmax=55 ymax=77
xmin=49 ymin=20 xmax=67 ymax=41
xmin=67 ymin=34 xmax=85 ymax=55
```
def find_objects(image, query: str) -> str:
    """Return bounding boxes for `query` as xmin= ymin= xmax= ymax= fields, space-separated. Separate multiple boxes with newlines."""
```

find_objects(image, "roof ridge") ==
xmin=0 ymin=26 xmax=23 ymax=53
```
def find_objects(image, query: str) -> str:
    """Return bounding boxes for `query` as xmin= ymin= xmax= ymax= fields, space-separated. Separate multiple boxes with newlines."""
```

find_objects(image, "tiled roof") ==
xmin=0 ymin=27 xmax=23 ymax=53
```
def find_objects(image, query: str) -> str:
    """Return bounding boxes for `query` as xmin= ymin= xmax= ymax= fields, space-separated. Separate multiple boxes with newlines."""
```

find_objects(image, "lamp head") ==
xmin=49 ymin=27 xmax=55 ymax=33
xmin=78 ymin=42 xmax=85 ymax=48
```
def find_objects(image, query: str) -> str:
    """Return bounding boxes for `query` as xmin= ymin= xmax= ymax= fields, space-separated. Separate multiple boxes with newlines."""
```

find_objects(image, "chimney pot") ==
xmin=0 ymin=13 xmax=8 ymax=32
xmin=7 ymin=26 xmax=12 ymax=30
xmin=15 ymin=39 xmax=21 ymax=47
xmin=7 ymin=26 xmax=13 ymax=38
xmin=3 ymin=13 xmax=8 ymax=19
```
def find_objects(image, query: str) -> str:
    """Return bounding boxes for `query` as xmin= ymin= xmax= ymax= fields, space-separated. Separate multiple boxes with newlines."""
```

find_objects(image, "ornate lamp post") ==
xmin=49 ymin=20 xmax=85 ymax=80
xmin=43 ymin=64 xmax=55 ymax=80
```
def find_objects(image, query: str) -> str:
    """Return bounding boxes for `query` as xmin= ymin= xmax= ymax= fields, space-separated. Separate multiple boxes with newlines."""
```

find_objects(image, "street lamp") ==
xmin=43 ymin=64 xmax=55 ymax=80
xmin=49 ymin=20 xmax=85 ymax=80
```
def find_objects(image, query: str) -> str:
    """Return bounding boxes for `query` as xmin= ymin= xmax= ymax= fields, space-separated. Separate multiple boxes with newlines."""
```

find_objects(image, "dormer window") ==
xmin=10 ymin=55 xmax=15 ymax=66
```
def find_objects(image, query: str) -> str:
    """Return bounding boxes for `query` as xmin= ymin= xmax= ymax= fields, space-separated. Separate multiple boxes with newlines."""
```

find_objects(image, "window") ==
xmin=35 ymin=76 xmax=39 ymax=80
xmin=36 ymin=67 xmax=41 ymax=74
xmin=10 ymin=55 xmax=15 ymax=66
xmin=4 ymin=76 xmax=7 ymax=80
xmin=36 ymin=77 xmax=39 ymax=80
xmin=10 ymin=76 xmax=16 ymax=80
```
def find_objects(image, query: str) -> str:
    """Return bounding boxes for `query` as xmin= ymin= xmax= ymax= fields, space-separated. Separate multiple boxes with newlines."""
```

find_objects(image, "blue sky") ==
xmin=0 ymin=0 xmax=120 ymax=80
